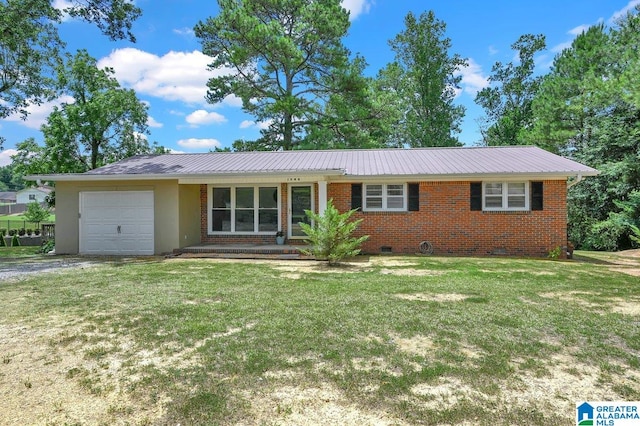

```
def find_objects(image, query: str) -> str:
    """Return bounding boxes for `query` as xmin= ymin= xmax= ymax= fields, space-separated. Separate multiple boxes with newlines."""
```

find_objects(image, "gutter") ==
xmin=567 ymin=174 xmax=584 ymax=189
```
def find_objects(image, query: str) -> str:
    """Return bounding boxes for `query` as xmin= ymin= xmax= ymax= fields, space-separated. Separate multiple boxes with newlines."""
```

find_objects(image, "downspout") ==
xmin=567 ymin=174 xmax=584 ymax=189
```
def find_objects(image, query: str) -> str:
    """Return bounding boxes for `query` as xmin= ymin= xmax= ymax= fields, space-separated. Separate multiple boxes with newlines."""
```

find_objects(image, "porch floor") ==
xmin=172 ymin=243 xmax=311 ymax=260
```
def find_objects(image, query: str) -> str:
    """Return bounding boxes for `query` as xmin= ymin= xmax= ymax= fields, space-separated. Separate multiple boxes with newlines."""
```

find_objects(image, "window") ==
xmin=29 ymin=194 xmax=36 ymax=201
xmin=364 ymin=184 xmax=406 ymax=211
xmin=210 ymin=186 xmax=279 ymax=233
xmin=483 ymin=182 xmax=529 ymax=211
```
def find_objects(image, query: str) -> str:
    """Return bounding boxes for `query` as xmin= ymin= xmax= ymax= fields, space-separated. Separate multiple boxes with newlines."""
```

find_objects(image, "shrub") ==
xmin=11 ymin=234 xmax=20 ymax=247
xmin=39 ymin=239 xmax=55 ymax=254
xmin=18 ymin=228 xmax=26 ymax=236
xmin=299 ymin=199 xmax=369 ymax=266
xmin=0 ymin=229 xmax=6 ymax=237
xmin=8 ymin=229 xmax=16 ymax=237
xmin=0 ymin=233 xmax=5 ymax=247
xmin=34 ymin=229 xmax=41 ymax=236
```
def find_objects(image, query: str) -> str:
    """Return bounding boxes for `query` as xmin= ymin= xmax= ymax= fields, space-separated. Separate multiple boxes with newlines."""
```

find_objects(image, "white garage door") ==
xmin=79 ymin=191 xmax=154 ymax=255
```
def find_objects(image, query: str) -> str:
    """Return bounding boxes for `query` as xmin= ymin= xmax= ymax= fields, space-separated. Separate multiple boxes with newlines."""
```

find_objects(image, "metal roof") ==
xmin=29 ymin=146 xmax=599 ymax=181
xmin=88 ymin=146 xmax=596 ymax=175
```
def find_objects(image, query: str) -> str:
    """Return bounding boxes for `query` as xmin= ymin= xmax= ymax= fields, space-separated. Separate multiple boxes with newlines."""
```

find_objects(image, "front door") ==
xmin=289 ymin=185 xmax=314 ymax=238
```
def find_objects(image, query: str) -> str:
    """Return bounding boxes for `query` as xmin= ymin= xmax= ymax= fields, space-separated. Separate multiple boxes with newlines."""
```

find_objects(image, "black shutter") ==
xmin=531 ymin=181 xmax=543 ymax=211
xmin=351 ymin=183 xmax=362 ymax=210
xmin=470 ymin=182 xmax=482 ymax=211
xmin=408 ymin=183 xmax=420 ymax=211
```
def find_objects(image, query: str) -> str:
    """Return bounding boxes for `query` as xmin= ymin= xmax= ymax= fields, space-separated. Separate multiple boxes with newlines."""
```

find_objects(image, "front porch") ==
xmin=172 ymin=243 xmax=311 ymax=260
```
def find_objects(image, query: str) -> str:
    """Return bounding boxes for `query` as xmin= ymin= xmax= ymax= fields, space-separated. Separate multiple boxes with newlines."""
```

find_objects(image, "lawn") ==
xmin=1 ymin=250 xmax=639 ymax=425
xmin=0 ymin=213 xmax=55 ymax=232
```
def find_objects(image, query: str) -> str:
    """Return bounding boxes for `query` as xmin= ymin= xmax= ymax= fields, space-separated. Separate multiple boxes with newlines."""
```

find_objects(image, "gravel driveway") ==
xmin=0 ymin=257 xmax=102 ymax=281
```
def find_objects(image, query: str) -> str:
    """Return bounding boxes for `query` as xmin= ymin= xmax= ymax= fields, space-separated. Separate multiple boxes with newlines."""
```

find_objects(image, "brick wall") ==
xmin=330 ymin=181 xmax=567 ymax=258
xmin=198 ymin=180 xmax=568 ymax=257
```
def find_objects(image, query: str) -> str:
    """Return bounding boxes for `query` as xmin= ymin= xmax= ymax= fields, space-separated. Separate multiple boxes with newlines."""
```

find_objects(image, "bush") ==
xmin=0 ymin=229 xmax=6 ymax=237
xmin=26 ymin=228 xmax=33 ymax=236
xmin=11 ymin=234 xmax=20 ymax=247
xmin=8 ymin=229 xmax=16 ymax=237
xmin=18 ymin=228 xmax=26 ymax=236
xmin=39 ymin=239 xmax=55 ymax=254
xmin=299 ymin=199 xmax=369 ymax=266
xmin=0 ymin=233 xmax=5 ymax=247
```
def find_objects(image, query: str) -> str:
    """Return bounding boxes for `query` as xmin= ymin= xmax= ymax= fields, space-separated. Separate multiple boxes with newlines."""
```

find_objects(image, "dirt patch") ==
xmin=609 ymin=297 xmax=640 ymax=316
xmin=538 ymin=291 xmax=600 ymax=308
xmin=395 ymin=293 xmax=470 ymax=302
xmin=380 ymin=268 xmax=445 ymax=276
xmin=505 ymin=354 xmax=607 ymax=412
xmin=539 ymin=292 xmax=640 ymax=315
xmin=610 ymin=267 xmax=640 ymax=277
xmin=0 ymin=323 xmax=167 ymax=425
xmin=411 ymin=377 xmax=486 ymax=410
xmin=392 ymin=334 xmax=436 ymax=357
xmin=243 ymin=382 xmax=409 ymax=426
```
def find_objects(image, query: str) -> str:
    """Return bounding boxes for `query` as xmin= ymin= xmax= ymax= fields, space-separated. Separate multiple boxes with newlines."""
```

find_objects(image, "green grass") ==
xmin=1 ymin=253 xmax=639 ymax=425
xmin=0 ymin=246 xmax=44 ymax=258
xmin=0 ymin=213 xmax=55 ymax=232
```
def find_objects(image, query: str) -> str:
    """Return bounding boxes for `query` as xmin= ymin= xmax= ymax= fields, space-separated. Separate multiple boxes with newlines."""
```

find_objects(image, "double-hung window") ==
xmin=210 ymin=186 xmax=279 ymax=233
xmin=483 ymin=182 xmax=528 ymax=211
xmin=364 ymin=184 xmax=406 ymax=211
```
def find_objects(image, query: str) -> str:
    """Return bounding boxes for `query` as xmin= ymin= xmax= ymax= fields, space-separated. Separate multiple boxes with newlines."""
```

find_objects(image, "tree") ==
xmin=379 ymin=10 xmax=467 ymax=147
xmin=0 ymin=0 xmax=141 ymax=148
xmin=0 ymin=164 xmax=25 ymax=191
xmin=299 ymin=199 xmax=368 ymax=266
xmin=13 ymin=50 xmax=154 ymax=175
xmin=475 ymin=34 xmax=546 ymax=146
xmin=302 ymin=57 xmax=395 ymax=149
xmin=0 ymin=0 xmax=63 ymax=123
xmin=526 ymin=7 xmax=640 ymax=250
xmin=24 ymin=201 xmax=50 ymax=228
xmin=195 ymin=0 xmax=363 ymax=150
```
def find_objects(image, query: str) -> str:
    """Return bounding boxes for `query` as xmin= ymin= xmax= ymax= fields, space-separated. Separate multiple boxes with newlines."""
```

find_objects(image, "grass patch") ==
xmin=1 ymin=254 xmax=639 ymax=424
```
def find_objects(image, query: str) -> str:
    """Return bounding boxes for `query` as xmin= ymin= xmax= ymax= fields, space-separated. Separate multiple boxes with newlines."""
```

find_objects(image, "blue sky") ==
xmin=1 ymin=0 xmax=638 ymax=166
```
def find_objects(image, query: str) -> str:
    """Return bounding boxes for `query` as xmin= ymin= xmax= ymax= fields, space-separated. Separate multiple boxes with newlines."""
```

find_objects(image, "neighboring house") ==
xmin=16 ymin=186 xmax=53 ymax=204
xmin=0 ymin=191 xmax=16 ymax=204
xmin=27 ymin=146 xmax=598 ymax=257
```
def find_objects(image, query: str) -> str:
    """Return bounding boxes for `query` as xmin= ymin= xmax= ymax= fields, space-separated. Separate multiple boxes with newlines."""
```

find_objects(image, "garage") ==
xmin=79 ymin=191 xmax=154 ymax=255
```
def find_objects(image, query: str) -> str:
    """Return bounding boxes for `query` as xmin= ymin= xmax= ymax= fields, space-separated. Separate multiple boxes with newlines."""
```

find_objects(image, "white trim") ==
xmin=317 ymin=181 xmax=328 ymax=215
xmin=288 ymin=184 xmax=314 ymax=239
xmin=207 ymin=184 xmax=280 ymax=235
xmin=482 ymin=181 xmax=530 ymax=211
xmin=362 ymin=183 xmax=408 ymax=212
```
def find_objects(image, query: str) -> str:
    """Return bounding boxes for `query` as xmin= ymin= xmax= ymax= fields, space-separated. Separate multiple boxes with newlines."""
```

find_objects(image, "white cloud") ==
xmin=568 ymin=24 xmax=591 ymax=36
xmin=341 ymin=0 xmax=372 ymax=21
xmin=98 ymin=48 xmax=236 ymax=105
xmin=488 ymin=45 xmax=499 ymax=55
xmin=185 ymin=109 xmax=227 ymax=126
xmin=52 ymin=0 xmax=73 ymax=21
xmin=223 ymin=94 xmax=243 ymax=108
xmin=173 ymin=27 xmax=195 ymax=37
xmin=239 ymin=120 xmax=254 ymax=129
xmin=456 ymin=59 xmax=489 ymax=96
xmin=610 ymin=0 xmax=640 ymax=23
xmin=4 ymin=95 xmax=75 ymax=130
xmin=177 ymin=138 xmax=222 ymax=150
xmin=0 ymin=149 xmax=18 ymax=167
xmin=147 ymin=116 xmax=163 ymax=128
xmin=169 ymin=149 xmax=186 ymax=154
xmin=239 ymin=119 xmax=272 ymax=130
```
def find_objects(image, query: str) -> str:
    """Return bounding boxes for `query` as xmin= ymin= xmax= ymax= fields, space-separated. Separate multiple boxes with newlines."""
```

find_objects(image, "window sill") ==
xmin=481 ymin=210 xmax=531 ymax=214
